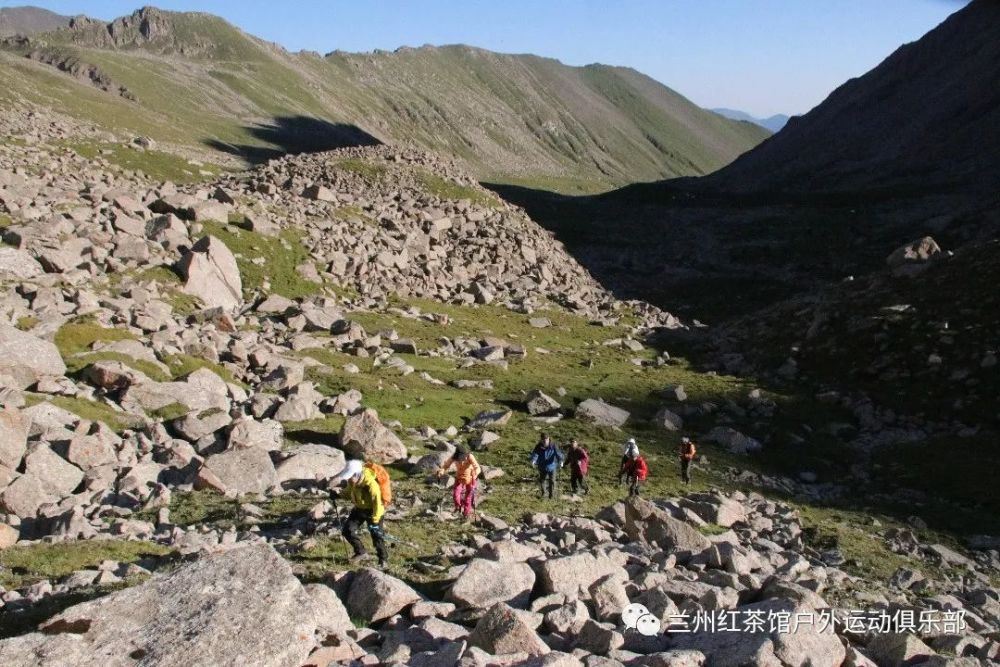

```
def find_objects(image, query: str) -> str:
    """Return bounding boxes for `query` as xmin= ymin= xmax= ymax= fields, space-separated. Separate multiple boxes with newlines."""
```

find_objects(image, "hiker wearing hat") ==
xmin=618 ymin=437 xmax=639 ymax=485
xmin=679 ymin=436 xmax=697 ymax=484
xmin=621 ymin=447 xmax=648 ymax=497
xmin=331 ymin=459 xmax=389 ymax=566
xmin=437 ymin=446 xmax=482 ymax=517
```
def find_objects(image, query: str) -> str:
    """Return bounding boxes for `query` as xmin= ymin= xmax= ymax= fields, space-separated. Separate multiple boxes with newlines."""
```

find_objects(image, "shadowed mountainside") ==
xmin=699 ymin=0 xmax=1000 ymax=196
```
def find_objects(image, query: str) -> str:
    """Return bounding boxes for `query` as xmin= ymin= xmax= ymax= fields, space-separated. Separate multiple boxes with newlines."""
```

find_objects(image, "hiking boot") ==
xmin=349 ymin=552 xmax=370 ymax=563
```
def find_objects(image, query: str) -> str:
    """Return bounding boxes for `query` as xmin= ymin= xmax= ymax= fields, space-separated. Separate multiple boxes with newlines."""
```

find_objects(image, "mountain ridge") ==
xmin=711 ymin=107 xmax=789 ymax=133
xmin=0 ymin=5 xmax=768 ymax=188
xmin=0 ymin=5 xmax=71 ymax=37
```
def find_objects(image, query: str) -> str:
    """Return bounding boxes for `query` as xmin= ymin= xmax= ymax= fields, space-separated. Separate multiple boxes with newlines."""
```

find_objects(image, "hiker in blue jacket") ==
xmin=529 ymin=433 xmax=565 ymax=499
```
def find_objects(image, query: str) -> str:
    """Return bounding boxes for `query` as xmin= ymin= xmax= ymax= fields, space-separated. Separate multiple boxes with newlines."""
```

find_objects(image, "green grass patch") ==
xmin=336 ymin=158 xmax=387 ymax=181
xmin=794 ymin=504 xmax=961 ymax=586
xmin=284 ymin=416 xmax=345 ymax=447
xmin=67 ymin=351 xmax=171 ymax=382
xmin=164 ymin=353 xmax=243 ymax=387
xmin=23 ymin=394 xmax=140 ymax=433
xmin=0 ymin=540 xmax=171 ymax=590
xmin=149 ymin=403 xmax=191 ymax=422
xmin=415 ymin=169 xmax=499 ymax=207
xmin=15 ymin=316 xmax=38 ymax=331
xmin=64 ymin=141 xmax=221 ymax=184
xmin=193 ymin=222 xmax=323 ymax=300
xmin=55 ymin=320 xmax=137 ymax=358
xmin=136 ymin=490 xmax=321 ymax=529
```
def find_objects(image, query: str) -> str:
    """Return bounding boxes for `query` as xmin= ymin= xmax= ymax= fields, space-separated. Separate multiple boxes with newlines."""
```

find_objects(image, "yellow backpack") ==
xmin=365 ymin=462 xmax=392 ymax=506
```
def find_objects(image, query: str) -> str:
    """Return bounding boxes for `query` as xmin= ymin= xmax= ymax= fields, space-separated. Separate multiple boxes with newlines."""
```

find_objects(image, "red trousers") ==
xmin=453 ymin=480 xmax=477 ymax=515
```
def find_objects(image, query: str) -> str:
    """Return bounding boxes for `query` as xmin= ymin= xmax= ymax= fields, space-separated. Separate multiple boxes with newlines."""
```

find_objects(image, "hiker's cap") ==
xmin=332 ymin=459 xmax=364 ymax=483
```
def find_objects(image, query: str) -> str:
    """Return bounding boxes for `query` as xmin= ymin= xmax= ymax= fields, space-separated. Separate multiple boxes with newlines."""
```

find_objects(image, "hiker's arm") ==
xmin=436 ymin=457 xmax=454 ymax=476
xmin=471 ymin=457 xmax=482 ymax=479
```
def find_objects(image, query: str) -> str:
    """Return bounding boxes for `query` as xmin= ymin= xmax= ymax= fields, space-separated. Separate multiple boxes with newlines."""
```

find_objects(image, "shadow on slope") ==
xmin=206 ymin=115 xmax=381 ymax=164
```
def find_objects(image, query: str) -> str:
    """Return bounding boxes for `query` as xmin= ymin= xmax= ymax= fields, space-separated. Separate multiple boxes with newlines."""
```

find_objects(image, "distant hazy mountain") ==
xmin=711 ymin=108 xmax=789 ymax=133
xmin=0 ymin=6 xmax=71 ymax=37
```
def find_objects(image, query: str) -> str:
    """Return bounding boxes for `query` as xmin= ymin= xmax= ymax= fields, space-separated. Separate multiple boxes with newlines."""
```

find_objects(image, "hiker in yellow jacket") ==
xmin=437 ymin=446 xmax=481 ymax=517
xmin=332 ymin=460 xmax=388 ymax=566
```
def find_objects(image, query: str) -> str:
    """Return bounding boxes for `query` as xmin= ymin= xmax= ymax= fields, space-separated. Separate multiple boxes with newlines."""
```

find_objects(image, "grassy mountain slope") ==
xmin=0 ymin=6 xmax=768 ymax=189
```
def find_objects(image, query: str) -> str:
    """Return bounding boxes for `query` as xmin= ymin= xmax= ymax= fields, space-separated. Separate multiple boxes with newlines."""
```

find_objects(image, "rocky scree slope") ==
xmin=2 ymin=495 xmax=999 ymax=666
xmin=0 ymin=6 xmax=768 ymax=186
xmin=0 ymin=106 xmax=997 ymax=667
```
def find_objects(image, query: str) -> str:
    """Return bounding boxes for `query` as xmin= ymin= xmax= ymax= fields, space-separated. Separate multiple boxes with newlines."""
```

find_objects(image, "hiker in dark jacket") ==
xmin=567 ymin=439 xmax=590 ymax=495
xmin=529 ymin=434 xmax=565 ymax=499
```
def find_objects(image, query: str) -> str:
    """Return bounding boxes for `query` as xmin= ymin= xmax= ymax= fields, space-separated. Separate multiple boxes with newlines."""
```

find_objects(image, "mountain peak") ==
xmin=0 ymin=5 xmax=72 ymax=36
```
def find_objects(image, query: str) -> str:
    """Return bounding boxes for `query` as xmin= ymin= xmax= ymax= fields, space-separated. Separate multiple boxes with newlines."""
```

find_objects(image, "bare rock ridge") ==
xmin=22 ymin=46 xmax=135 ymax=99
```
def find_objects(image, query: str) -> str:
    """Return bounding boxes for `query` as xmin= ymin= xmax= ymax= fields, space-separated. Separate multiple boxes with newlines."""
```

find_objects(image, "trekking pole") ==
xmin=380 ymin=531 xmax=420 ymax=550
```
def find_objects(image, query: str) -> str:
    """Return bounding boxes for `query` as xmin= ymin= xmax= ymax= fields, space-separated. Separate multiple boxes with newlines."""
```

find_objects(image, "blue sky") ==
xmin=3 ymin=0 xmax=967 ymax=117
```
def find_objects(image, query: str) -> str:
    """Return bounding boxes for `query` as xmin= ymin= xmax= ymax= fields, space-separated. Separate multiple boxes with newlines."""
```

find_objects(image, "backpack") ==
xmin=682 ymin=441 xmax=697 ymax=460
xmin=365 ymin=462 xmax=392 ymax=506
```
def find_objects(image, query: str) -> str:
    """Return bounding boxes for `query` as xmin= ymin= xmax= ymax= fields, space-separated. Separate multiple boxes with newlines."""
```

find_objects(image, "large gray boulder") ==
xmin=176 ymin=235 xmax=242 ymax=310
xmin=0 ymin=542 xmax=324 ymax=667
xmin=23 ymin=443 xmax=83 ymax=497
xmin=705 ymin=426 xmax=763 ymax=455
xmin=653 ymin=406 xmax=684 ymax=432
xmin=0 ymin=247 xmax=43 ymax=279
xmin=0 ymin=407 xmax=29 ymax=468
xmin=448 ymin=558 xmax=535 ymax=609
xmin=202 ymin=447 xmax=278 ymax=495
xmin=228 ymin=417 xmax=283 ymax=451
xmin=535 ymin=552 xmax=627 ymax=598
xmin=886 ymin=236 xmax=942 ymax=274
xmin=671 ymin=599 xmax=845 ymax=667
xmin=0 ymin=474 xmax=56 ymax=517
xmin=575 ymin=399 xmax=629 ymax=428
xmin=526 ymin=390 xmax=561 ymax=416
xmin=866 ymin=633 xmax=935 ymax=667
xmin=340 ymin=408 xmax=407 ymax=463
xmin=468 ymin=603 xmax=550 ymax=657
xmin=346 ymin=567 xmax=422 ymax=623
xmin=0 ymin=324 xmax=67 ymax=389
xmin=624 ymin=497 xmax=711 ymax=556
xmin=680 ymin=494 xmax=748 ymax=528
xmin=121 ymin=379 xmax=230 ymax=415
xmin=275 ymin=445 xmax=346 ymax=486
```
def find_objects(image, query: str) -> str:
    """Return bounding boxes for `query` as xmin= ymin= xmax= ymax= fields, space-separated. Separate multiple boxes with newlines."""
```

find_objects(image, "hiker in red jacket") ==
xmin=622 ymin=449 xmax=648 ymax=497
xmin=566 ymin=439 xmax=590 ymax=495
